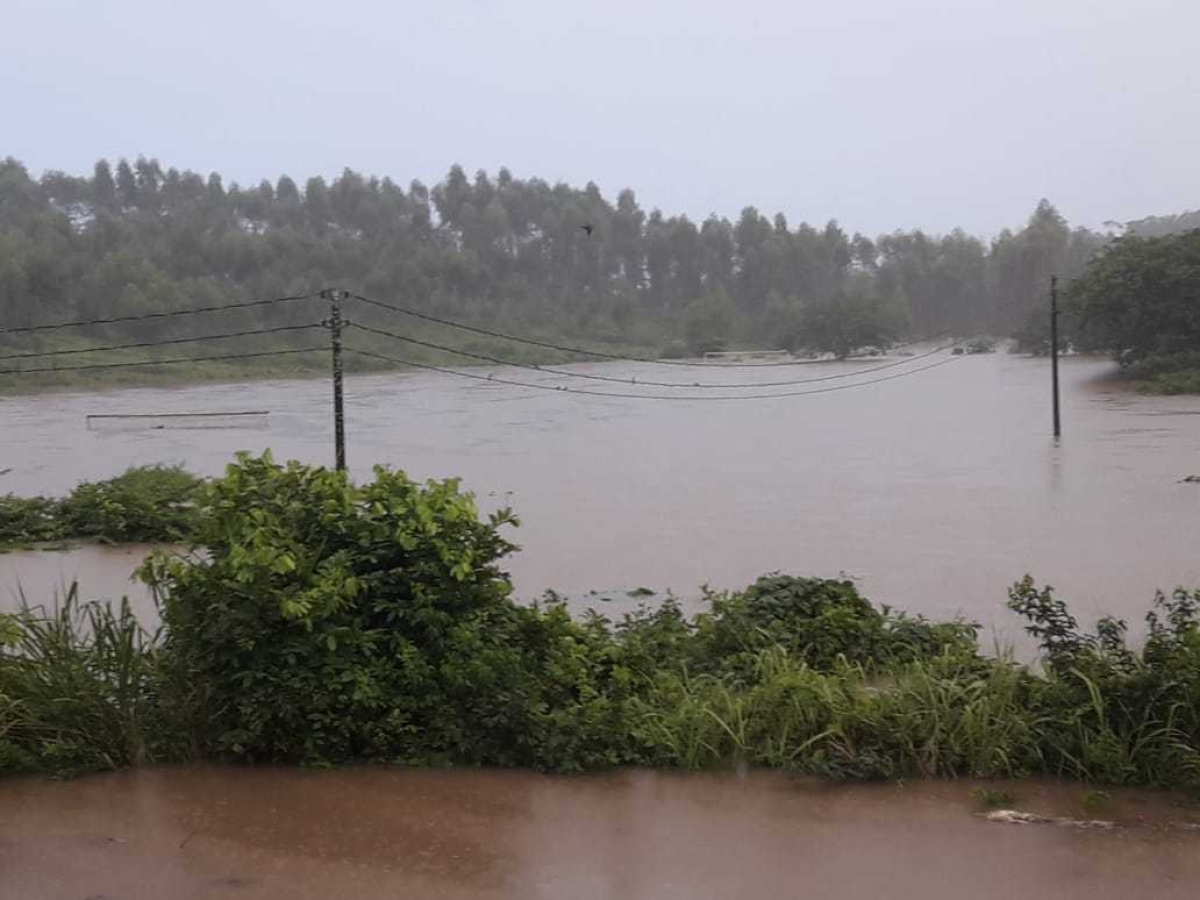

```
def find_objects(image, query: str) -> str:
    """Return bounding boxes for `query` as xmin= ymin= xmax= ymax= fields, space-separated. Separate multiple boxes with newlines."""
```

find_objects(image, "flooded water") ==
xmin=2 ymin=766 xmax=1200 ymax=899
xmin=2 ymin=352 xmax=1199 ymax=640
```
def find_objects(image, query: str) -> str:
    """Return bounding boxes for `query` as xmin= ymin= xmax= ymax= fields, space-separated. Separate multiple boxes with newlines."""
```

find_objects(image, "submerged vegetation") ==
xmin=1068 ymin=229 xmax=1200 ymax=393
xmin=3 ymin=453 xmax=1199 ymax=789
xmin=0 ymin=465 xmax=203 ymax=548
xmin=1124 ymin=351 xmax=1200 ymax=395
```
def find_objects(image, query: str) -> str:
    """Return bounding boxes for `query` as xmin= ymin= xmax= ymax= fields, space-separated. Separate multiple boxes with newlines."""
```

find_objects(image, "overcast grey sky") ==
xmin=3 ymin=0 xmax=1197 ymax=237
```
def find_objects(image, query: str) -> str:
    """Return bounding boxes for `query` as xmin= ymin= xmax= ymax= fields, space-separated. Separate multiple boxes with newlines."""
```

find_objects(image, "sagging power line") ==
xmin=0 ymin=323 xmax=323 ymax=363
xmin=0 ymin=292 xmax=321 ymax=336
xmin=348 ymin=320 xmax=962 ymax=389
xmin=0 ymin=346 xmax=326 ymax=376
xmin=344 ymin=346 xmax=965 ymax=401
xmin=351 ymin=293 xmax=940 ymax=369
xmin=0 ymin=287 xmax=977 ymax=473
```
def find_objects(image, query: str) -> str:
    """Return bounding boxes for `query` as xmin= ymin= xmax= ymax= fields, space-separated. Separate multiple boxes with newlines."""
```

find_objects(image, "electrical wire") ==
xmin=0 ymin=323 xmax=324 ymax=362
xmin=345 ymin=346 xmax=966 ymax=401
xmin=0 ymin=292 xmax=321 ymax=336
xmin=348 ymin=321 xmax=962 ymax=388
xmin=350 ymin=293 xmax=943 ymax=368
xmin=0 ymin=346 xmax=327 ymax=376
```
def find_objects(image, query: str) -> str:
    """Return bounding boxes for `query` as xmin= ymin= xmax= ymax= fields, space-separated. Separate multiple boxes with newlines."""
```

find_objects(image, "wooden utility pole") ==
xmin=323 ymin=289 xmax=347 ymax=470
xmin=1050 ymin=275 xmax=1061 ymax=439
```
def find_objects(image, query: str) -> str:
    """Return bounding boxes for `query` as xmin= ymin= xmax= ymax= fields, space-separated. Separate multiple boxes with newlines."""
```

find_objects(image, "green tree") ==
xmin=1069 ymin=230 xmax=1200 ymax=363
xmin=682 ymin=288 xmax=737 ymax=354
xmin=793 ymin=294 xmax=899 ymax=359
xmin=275 ymin=175 xmax=300 ymax=204
xmin=92 ymin=159 xmax=117 ymax=209
xmin=115 ymin=159 xmax=138 ymax=207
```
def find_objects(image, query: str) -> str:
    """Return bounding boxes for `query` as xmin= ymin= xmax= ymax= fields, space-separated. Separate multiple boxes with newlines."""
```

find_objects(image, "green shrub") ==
xmin=1009 ymin=577 xmax=1200 ymax=790
xmin=658 ymin=339 xmax=691 ymax=359
xmin=143 ymin=451 xmax=633 ymax=769
xmin=1124 ymin=351 xmax=1200 ymax=394
xmin=691 ymin=575 xmax=978 ymax=675
xmin=60 ymin=465 xmax=203 ymax=543
xmin=1136 ymin=370 xmax=1200 ymax=395
xmin=0 ymin=494 xmax=66 ymax=545
xmin=0 ymin=466 xmax=205 ymax=548
xmin=1124 ymin=350 xmax=1200 ymax=379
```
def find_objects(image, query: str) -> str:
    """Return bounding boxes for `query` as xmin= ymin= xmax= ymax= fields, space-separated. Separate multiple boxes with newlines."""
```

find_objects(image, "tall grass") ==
xmin=631 ymin=648 xmax=1041 ymax=779
xmin=0 ymin=585 xmax=184 ymax=775
xmin=2 ymin=568 xmax=1199 ymax=790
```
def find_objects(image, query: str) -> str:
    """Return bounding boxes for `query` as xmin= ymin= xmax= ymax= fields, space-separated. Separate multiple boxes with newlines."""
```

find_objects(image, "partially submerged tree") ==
xmin=790 ymin=294 xmax=901 ymax=359
xmin=1069 ymin=229 xmax=1200 ymax=364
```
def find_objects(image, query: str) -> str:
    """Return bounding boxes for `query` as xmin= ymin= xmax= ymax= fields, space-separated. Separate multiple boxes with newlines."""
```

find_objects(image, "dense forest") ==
xmin=1126 ymin=209 xmax=1200 ymax=238
xmin=0 ymin=155 xmax=1190 ymax=368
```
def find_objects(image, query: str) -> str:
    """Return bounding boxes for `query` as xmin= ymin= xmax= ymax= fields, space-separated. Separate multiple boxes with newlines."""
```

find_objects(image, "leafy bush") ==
xmin=658 ymin=339 xmax=691 ymax=359
xmin=691 ymin=575 xmax=978 ymax=675
xmin=1008 ymin=577 xmax=1200 ymax=790
xmin=1124 ymin=350 xmax=1200 ymax=379
xmin=1139 ymin=370 xmax=1200 ymax=394
xmin=0 ymin=495 xmax=66 ymax=545
xmin=59 ymin=465 xmax=203 ymax=543
xmin=0 ymin=466 xmax=204 ymax=547
xmin=143 ymin=451 xmax=635 ymax=769
xmin=1121 ymin=351 xmax=1200 ymax=394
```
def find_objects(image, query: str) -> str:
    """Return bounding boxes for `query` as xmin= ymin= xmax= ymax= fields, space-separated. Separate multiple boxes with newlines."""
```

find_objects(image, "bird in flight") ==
xmin=580 ymin=224 xmax=594 ymax=237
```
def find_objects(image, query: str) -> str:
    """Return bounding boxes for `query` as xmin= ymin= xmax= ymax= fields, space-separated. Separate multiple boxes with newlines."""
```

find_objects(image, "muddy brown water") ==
xmin=3 ymin=767 xmax=1200 ymax=899
xmin=2 ymin=352 xmax=1199 ymax=641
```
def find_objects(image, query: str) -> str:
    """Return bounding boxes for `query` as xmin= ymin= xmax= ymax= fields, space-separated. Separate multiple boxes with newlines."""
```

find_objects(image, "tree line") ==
xmin=0 ymin=155 xmax=1175 ymax=358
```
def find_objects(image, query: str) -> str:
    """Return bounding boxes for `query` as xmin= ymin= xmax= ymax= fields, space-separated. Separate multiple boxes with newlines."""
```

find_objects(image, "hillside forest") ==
xmin=0 ymin=156 xmax=1195 ymax=368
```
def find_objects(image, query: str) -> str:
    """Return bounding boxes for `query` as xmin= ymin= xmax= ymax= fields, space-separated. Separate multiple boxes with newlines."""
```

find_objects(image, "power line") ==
xmin=351 ymin=293 xmax=940 ymax=369
xmin=349 ymin=321 xmax=962 ymax=388
xmin=0 ymin=292 xmax=321 ymax=336
xmin=0 ymin=346 xmax=327 ymax=376
xmin=346 ymin=346 xmax=966 ymax=401
xmin=0 ymin=323 xmax=323 ymax=362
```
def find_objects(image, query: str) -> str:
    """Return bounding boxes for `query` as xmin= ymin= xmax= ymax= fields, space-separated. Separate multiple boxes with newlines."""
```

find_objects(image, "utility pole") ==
xmin=322 ymin=289 xmax=347 ymax=471
xmin=1050 ymin=275 xmax=1061 ymax=440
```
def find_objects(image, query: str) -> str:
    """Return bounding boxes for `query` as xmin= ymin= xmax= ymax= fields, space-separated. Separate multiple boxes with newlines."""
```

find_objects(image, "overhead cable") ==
xmin=0 ymin=323 xmax=324 ymax=362
xmin=0 ymin=346 xmax=327 ymax=376
xmin=0 ymin=292 xmax=321 ymax=336
xmin=350 ymin=293 xmax=944 ymax=369
xmin=346 ymin=346 xmax=965 ymax=401
xmin=348 ymin=321 xmax=961 ymax=388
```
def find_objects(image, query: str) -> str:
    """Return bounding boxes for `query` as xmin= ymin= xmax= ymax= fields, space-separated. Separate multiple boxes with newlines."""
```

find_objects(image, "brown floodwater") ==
xmin=3 ymin=766 xmax=1200 ymax=899
xmin=2 ymin=351 xmax=1199 ymax=640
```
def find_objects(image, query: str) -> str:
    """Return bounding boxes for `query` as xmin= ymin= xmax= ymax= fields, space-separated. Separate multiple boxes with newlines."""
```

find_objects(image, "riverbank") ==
xmin=3 ymin=766 xmax=1199 ymax=900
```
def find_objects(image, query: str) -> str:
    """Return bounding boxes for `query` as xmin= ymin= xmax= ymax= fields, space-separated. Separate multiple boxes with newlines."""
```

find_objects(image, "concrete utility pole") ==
xmin=323 ymin=289 xmax=347 ymax=470
xmin=1050 ymin=275 xmax=1061 ymax=440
